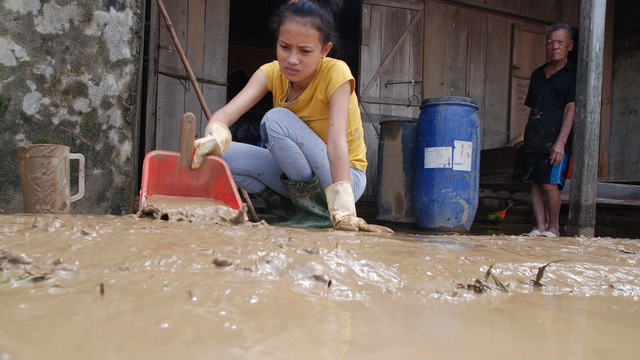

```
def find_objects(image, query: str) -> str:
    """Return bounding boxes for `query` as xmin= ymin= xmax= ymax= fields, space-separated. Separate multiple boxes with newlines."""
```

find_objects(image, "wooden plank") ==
xmin=361 ymin=8 xmax=422 ymax=98
xmin=508 ymin=22 xmax=546 ymax=142
xmin=379 ymin=5 xmax=399 ymax=116
xmin=423 ymin=0 xmax=447 ymax=97
xmin=156 ymin=0 xmax=189 ymax=151
xmin=363 ymin=0 xmax=423 ymax=11
xmin=359 ymin=3 xmax=381 ymax=116
xmin=156 ymin=76 xmax=186 ymax=151
xmin=157 ymin=1 xmax=188 ymax=76
xmin=392 ymin=7 xmax=411 ymax=117
xmin=467 ymin=10 xmax=487 ymax=143
xmin=562 ymin=0 xmax=581 ymax=27
xmin=360 ymin=95 xmax=419 ymax=106
xmin=445 ymin=5 xmax=468 ymax=95
xmin=408 ymin=4 xmax=423 ymax=118
xmin=186 ymin=0 xmax=206 ymax=124
xmin=482 ymin=15 xmax=510 ymax=148
xmin=201 ymin=0 xmax=230 ymax=135
xmin=429 ymin=0 xmax=564 ymax=24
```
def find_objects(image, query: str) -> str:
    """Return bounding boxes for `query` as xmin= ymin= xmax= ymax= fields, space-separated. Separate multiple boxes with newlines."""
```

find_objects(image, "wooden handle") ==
xmin=179 ymin=113 xmax=196 ymax=167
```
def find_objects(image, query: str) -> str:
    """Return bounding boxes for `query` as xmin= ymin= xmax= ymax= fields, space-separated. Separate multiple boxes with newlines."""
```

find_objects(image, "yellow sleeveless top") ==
xmin=260 ymin=58 xmax=367 ymax=171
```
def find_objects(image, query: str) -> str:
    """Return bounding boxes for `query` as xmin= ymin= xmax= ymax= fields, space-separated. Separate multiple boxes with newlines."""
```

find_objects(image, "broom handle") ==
xmin=156 ymin=0 xmax=259 ymax=222
xmin=156 ymin=0 xmax=212 ymax=119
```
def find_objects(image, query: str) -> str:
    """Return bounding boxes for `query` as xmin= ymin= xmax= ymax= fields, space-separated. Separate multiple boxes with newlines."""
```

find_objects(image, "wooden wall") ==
xmin=421 ymin=0 xmax=581 ymax=149
xmin=358 ymin=0 xmax=582 ymax=205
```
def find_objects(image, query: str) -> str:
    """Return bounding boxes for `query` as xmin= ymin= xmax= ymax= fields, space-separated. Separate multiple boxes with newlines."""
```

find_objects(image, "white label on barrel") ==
xmin=424 ymin=147 xmax=452 ymax=168
xmin=453 ymin=140 xmax=473 ymax=171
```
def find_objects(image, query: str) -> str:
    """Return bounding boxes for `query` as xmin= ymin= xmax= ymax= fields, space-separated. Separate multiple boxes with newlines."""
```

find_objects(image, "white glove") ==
xmin=191 ymin=122 xmax=232 ymax=169
xmin=325 ymin=181 xmax=393 ymax=233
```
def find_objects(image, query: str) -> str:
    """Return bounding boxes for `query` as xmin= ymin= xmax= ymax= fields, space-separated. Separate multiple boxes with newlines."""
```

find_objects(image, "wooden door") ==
xmin=145 ymin=0 xmax=230 ymax=153
xmin=358 ymin=0 xmax=423 ymax=202
xmin=359 ymin=0 xmax=423 ymax=118
xmin=509 ymin=23 xmax=546 ymax=142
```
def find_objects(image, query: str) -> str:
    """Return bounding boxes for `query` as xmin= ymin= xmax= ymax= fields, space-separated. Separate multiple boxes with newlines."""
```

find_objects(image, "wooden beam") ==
xmin=364 ymin=0 xmax=423 ymax=11
xmin=567 ymin=0 xmax=607 ymax=237
xmin=427 ymin=0 xmax=564 ymax=25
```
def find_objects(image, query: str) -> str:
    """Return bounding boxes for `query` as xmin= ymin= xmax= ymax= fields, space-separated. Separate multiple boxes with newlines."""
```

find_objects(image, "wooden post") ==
xmin=566 ymin=0 xmax=607 ymax=237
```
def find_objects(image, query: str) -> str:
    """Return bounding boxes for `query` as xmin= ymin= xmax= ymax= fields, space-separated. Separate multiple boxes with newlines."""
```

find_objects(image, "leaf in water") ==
xmin=468 ymin=278 xmax=492 ymax=293
xmin=533 ymin=260 xmax=564 ymax=287
xmin=484 ymin=263 xmax=495 ymax=282
xmin=490 ymin=272 xmax=508 ymax=292
xmin=483 ymin=263 xmax=508 ymax=292
xmin=30 ymin=273 xmax=51 ymax=283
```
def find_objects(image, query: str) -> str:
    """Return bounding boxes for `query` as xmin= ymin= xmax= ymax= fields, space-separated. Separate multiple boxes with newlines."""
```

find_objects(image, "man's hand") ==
xmin=191 ymin=122 xmax=232 ymax=169
xmin=550 ymin=141 xmax=566 ymax=166
xmin=325 ymin=181 xmax=393 ymax=233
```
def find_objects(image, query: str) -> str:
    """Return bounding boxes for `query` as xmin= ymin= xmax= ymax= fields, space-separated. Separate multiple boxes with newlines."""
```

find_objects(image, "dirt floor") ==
xmin=1 ymin=212 xmax=639 ymax=359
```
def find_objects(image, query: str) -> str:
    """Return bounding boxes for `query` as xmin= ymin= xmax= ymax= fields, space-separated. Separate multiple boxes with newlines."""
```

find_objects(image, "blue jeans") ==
xmin=223 ymin=107 xmax=366 ymax=200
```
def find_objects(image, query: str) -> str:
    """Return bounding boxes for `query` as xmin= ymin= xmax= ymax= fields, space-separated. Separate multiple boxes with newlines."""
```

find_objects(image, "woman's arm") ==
xmin=326 ymin=81 xmax=352 ymax=183
xmin=209 ymin=69 xmax=269 ymax=127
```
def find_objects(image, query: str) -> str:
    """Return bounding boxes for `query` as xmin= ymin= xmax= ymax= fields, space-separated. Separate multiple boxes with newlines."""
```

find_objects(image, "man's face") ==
xmin=546 ymin=29 xmax=573 ymax=63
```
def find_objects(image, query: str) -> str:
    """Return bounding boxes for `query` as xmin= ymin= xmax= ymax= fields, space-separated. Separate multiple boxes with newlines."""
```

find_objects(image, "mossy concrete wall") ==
xmin=0 ymin=0 xmax=144 ymax=214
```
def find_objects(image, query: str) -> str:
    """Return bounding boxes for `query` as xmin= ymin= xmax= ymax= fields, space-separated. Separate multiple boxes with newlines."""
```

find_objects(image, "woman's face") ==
xmin=276 ymin=20 xmax=332 ymax=85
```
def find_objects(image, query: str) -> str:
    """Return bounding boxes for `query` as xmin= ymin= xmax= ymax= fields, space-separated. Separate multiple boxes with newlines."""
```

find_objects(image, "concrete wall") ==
xmin=0 ymin=0 xmax=144 ymax=214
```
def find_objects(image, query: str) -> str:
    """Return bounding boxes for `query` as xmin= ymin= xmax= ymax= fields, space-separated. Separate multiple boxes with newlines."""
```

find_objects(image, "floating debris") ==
xmin=533 ymin=260 xmax=564 ymax=287
xmin=312 ymin=274 xmax=332 ymax=288
xmin=213 ymin=257 xmax=233 ymax=267
xmin=483 ymin=263 xmax=508 ymax=292
xmin=0 ymin=249 xmax=33 ymax=267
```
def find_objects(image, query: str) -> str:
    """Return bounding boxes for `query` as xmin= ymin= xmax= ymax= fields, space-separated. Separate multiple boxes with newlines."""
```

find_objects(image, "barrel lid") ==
xmin=420 ymin=96 xmax=478 ymax=110
xmin=378 ymin=115 xmax=418 ymax=124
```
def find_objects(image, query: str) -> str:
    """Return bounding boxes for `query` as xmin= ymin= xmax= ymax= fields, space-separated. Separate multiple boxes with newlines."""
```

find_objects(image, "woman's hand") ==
xmin=191 ymin=122 xmax=232 ymax=169
xmin=325 ymin=181 xmax=393 ymax=233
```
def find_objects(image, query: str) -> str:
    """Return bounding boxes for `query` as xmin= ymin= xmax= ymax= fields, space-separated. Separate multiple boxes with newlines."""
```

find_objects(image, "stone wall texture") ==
xmin=0 ymin=0 xmax=144 ymax=214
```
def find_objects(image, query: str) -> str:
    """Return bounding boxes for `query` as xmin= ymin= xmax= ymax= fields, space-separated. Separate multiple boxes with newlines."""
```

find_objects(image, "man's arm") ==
xmin=551 ymin=101 xmax=575 ymax=165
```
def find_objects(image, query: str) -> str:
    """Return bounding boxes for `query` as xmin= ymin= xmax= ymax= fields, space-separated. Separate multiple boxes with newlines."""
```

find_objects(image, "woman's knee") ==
xmin=260 ymin=108 xmax=293 ymax=142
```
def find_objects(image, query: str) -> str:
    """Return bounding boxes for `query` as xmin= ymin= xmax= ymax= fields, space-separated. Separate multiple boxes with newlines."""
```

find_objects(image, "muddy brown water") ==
xmin=1 ymin=212 xmax=639 ymax=359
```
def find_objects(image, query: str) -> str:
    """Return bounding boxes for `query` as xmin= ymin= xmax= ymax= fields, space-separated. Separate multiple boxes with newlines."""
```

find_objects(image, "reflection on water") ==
xmin=1 ymin=214 xmax=639 ymax=359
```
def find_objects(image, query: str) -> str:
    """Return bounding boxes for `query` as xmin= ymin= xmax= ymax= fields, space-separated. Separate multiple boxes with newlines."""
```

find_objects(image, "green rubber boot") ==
xmin=274 ymin=175 xmax=333 ymax=229
xmin=253 ymin=187 xmax=297 ymax=220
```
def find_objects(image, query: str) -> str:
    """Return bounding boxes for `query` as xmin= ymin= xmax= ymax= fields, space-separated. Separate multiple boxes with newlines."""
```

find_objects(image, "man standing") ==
xmin=522 ymin=23 xmax=576 ymax=237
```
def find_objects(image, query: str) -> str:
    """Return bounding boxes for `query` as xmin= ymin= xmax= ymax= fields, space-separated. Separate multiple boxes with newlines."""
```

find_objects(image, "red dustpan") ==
xmin=139 ymin=113 xmax=242 ymax=211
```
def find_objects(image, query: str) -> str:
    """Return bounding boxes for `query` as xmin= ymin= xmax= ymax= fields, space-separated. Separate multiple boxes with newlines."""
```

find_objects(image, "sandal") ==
xmin=522 ymin=229 xmax=542 ymax=237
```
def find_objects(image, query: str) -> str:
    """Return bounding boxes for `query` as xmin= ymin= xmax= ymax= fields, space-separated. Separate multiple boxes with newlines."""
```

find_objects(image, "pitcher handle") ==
xmin=69 ymin=153 xmax=85 ymax=202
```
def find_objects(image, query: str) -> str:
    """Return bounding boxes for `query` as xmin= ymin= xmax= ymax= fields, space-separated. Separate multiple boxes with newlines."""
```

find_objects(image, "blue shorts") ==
xmin=522 ymin=153 xmax=570 ymax=189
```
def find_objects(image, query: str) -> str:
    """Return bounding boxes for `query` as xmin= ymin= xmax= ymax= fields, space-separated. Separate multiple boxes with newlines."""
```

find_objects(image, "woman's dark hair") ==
xmin=271 ymin=0 xmax=343 ymax=53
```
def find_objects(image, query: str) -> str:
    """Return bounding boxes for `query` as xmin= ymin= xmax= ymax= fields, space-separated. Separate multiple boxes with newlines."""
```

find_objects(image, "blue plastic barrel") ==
xmin=376 ymin=117 xmax=417 ymax=223
xmin=415 ymin=97 xmax=480 ymax=231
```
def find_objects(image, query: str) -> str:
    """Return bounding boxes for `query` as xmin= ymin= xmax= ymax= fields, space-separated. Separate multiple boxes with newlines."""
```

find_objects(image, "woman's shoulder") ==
xmin=260 ymin=60 xmax=280 ymax=75
xmin=322 ymin=57 xmax=350 ymax=71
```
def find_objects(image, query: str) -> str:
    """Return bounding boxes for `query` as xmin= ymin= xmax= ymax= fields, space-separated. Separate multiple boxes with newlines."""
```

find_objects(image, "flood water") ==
xmin=1 ymin=213 xmax=639 ymax=359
